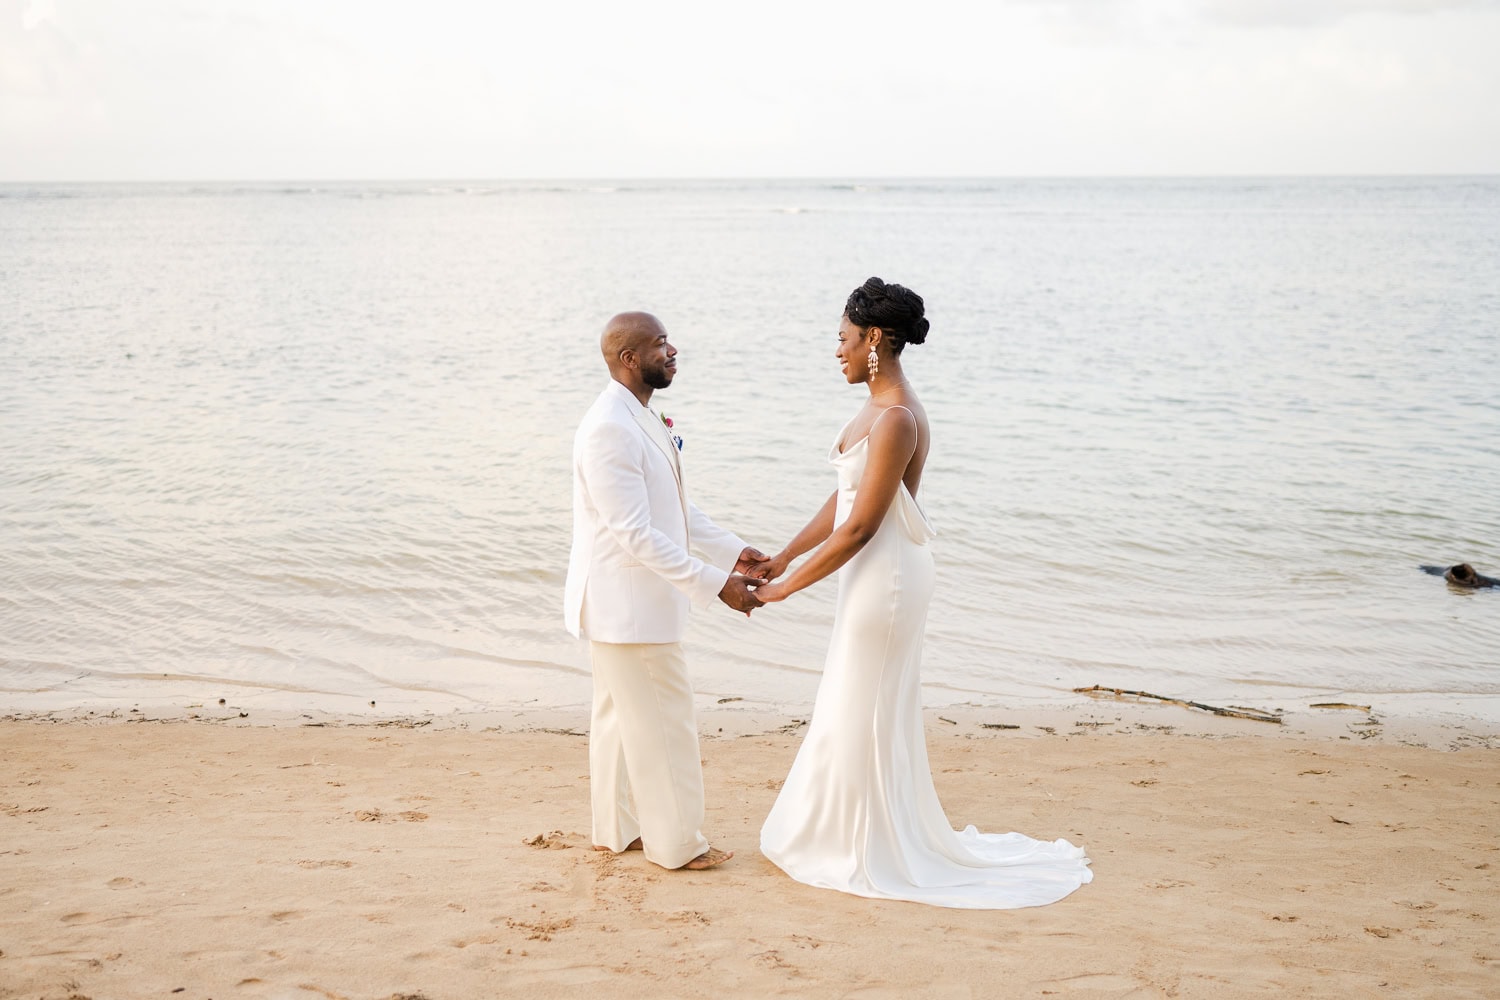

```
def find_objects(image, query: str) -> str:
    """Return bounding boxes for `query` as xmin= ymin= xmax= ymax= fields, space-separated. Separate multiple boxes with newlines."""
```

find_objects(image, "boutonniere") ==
xmin=661 ymin=413 xmax=684 ymax=451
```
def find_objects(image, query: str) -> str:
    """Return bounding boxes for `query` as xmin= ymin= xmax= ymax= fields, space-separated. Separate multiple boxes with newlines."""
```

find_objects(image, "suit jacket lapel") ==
xmin=631 ymin=405 xmax=691 ymax=538
xmin=631 ymin=406 xmax=681 ymax=480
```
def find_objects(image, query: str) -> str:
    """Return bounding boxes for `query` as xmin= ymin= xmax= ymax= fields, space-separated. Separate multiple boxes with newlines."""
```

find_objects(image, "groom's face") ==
xmin=637 ymin=327 xmax=678 ymax=390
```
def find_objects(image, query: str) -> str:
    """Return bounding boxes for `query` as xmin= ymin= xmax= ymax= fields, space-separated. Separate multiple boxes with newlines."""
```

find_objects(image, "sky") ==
xmin=2 ymin=0 xmax=1498 ymax=180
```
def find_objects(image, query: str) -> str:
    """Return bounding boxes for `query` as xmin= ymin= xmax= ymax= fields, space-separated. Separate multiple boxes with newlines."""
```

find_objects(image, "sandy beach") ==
xmin=2 ymin=703 xmax=1497 ymax=999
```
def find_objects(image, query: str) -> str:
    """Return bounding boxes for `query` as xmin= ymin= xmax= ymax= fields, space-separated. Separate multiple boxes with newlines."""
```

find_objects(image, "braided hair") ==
xmin=843 ymin=277 xmax=929 ymax=354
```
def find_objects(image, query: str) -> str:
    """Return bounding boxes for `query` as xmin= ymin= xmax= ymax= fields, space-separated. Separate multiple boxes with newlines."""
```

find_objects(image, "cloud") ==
xmin=0 ymin=0 xmax=78 ymax=97
xmin=2 ymin=0 xmax=1498 ymax=178
xmin=1201 ymin=0 xmax=1500 ymax=27
xmin=1022 ymin=0 xmax=1499 ymax=37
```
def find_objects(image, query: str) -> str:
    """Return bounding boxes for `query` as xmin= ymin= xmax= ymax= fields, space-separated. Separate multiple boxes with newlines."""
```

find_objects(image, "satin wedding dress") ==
xmin=760 ymin=411 xmax=1093 ymax=908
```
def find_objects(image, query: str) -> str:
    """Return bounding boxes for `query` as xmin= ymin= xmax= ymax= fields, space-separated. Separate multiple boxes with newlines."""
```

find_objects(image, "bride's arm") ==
xmin=761 ymin=491 xmax=837 ymax=580
xmin=756 ymin=408 xmax=916 ymax=602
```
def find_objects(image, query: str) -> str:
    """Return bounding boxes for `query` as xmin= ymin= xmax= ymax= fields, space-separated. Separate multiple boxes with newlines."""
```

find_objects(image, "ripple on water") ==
xmin=2 ymin=177 xmax=1499 ymax=717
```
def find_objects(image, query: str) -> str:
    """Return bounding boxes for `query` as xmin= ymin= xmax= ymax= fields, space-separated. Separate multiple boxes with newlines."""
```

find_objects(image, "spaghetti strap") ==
xmin=836 ymin=404 xmax=918 ymax=456
xmin=873 ymin=404 xmax=916 ymax=433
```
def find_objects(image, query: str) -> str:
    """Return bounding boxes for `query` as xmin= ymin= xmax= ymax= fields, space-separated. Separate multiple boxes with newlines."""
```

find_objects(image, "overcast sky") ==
xmin=3 ymin=0 xmax=1498 ymax=180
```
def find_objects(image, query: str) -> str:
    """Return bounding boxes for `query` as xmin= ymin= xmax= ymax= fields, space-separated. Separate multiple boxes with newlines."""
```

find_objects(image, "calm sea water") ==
xmin=3 ymin=178 xmax=1498 ymax=721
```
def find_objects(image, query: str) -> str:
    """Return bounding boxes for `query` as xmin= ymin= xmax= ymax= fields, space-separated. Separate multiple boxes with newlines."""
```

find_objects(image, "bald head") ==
xmin=601 ymin=312 xmax=664 ymax=371
xmin=600 ymin=311 xmax=677 ymax=401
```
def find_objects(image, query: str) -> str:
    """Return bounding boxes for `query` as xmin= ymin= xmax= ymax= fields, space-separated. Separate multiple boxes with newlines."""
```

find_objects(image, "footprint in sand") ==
xmin=505 ymin=915 xmax=576 ymax=941
xmin=523 ymin=830 xmax=578 ymax=850
xmin=297 ymin=860 xmax=354 ymax=869
xmin=667 ymin=910 xmax=711 ymax=925
xmin=354 ymin=809 xmax=429 ymax=823
xmin=753 ymin=949 xmax=793 ymax=970
xmin=107 ymin=877 xmax=135 ymax=889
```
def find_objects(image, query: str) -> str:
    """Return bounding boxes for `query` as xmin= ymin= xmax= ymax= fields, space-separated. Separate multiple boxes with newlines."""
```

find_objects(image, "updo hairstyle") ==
xmin=843 ymin=277 xmax=929 ymax=354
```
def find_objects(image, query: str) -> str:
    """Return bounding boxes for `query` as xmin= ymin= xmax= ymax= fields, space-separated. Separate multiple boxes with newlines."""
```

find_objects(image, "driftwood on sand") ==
xmin=1075 ymin=685 xmax=1283 ymax=724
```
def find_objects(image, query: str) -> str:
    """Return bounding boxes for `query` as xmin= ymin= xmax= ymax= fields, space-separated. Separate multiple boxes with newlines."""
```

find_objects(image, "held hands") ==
xmin=760 ymin=551 xmax=791 ymax=583
xmin=718 ymin=547 xmax=771 ymax=618
xmin=719 ymin=546 xmax=794 ymax=614
xmin=734 ymin=546 xmax=773 ymax=579
xmin=737 ymin=546 xmax=790 ymax=584
xmin=717 ymin=573 xmax=764 ymax=616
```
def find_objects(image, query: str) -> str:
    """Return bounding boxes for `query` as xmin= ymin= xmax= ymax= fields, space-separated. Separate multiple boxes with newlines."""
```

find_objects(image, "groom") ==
xmin=564 ymin=311 xmax=766 ymax=871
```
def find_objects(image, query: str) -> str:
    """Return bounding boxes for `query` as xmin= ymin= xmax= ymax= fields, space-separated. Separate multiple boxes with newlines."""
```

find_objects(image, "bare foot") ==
xmin=591 ymin=837 xmax=643 ymax=853
xmin=682 ymin=847 xmax=734 ymax=870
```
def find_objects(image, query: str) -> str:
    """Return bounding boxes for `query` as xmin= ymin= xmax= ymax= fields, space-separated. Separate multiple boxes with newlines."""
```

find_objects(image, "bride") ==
xmin=751 ymin=277 xmax=1093 ymax=909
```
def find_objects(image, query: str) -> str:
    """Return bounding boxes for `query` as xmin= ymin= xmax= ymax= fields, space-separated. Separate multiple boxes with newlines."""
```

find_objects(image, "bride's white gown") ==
xmin=760 ymin=416 xmax=1093 ymax=908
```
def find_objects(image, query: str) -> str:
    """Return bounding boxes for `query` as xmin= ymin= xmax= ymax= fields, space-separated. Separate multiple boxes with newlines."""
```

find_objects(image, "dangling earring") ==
xmin=867 ymin=345 xmax=879 ymax=381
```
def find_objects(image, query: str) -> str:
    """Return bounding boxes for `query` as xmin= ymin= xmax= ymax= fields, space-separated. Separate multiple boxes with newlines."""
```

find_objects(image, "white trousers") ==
xmin=588 ymin=641 xmax=710 ymax=869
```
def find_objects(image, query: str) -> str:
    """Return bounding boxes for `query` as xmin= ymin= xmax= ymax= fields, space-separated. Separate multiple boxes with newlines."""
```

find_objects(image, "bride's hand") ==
xmin=755 ymin=551 xmax=791 ymax=583
xmin=754 ymin=581 xmax=790 ymax=603
xmin=735 ymin=545 xmax=772 ymax=577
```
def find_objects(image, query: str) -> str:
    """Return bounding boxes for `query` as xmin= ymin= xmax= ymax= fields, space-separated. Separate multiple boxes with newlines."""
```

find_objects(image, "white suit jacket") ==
xmin=564 ymin=379 xmax=747 ymax=643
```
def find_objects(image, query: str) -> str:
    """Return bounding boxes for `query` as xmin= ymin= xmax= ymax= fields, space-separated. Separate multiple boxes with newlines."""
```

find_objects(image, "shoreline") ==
xmin=5 ymin=693 xmax=1498 ymax=750
xmin=3 ymin=714 xmax=1496 ymax=997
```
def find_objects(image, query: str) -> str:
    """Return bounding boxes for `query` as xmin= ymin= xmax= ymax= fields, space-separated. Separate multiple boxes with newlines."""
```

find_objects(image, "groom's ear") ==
xmin=618 ymin=348 xmax=637 ymax=370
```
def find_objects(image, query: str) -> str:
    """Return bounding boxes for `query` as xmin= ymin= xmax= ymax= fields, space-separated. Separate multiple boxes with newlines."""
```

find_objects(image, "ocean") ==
xmin=3 ymin=177 xmax=1498 ymax=721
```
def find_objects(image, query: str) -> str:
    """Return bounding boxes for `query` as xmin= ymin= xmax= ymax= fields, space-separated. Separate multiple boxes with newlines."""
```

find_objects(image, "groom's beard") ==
xmin=643 ymin=365 xmax=675 ymax=390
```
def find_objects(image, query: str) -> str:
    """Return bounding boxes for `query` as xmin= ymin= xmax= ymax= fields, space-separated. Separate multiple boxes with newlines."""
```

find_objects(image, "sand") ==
xmin=2 ymin=704 xmax=1497 ymax=999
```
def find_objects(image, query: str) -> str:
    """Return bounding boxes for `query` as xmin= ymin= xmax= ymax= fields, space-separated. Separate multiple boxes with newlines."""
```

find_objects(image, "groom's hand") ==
xmin=718 ymin=574 xmax=764 ymax=615
xmin=735 ymin=546 xmax=773 ymax=579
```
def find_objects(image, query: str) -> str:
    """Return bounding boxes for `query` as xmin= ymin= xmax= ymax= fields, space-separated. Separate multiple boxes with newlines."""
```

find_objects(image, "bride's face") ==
xmin=835 ymin=314 xmax=874 ymax=385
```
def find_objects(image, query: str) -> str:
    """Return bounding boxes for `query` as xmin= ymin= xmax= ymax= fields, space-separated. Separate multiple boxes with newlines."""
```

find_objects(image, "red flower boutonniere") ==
xmin=661 ymin=413 xmax=683 ymax=451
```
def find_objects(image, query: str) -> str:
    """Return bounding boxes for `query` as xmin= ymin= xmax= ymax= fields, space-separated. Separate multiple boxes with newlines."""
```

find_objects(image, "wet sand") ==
xmin=2 ymin=704 xmax=1497 ymax=999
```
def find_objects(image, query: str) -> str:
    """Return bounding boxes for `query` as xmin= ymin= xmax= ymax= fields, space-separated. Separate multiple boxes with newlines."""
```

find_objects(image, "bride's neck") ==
xmin=866 ymin=360 xmax=909 ymax=398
